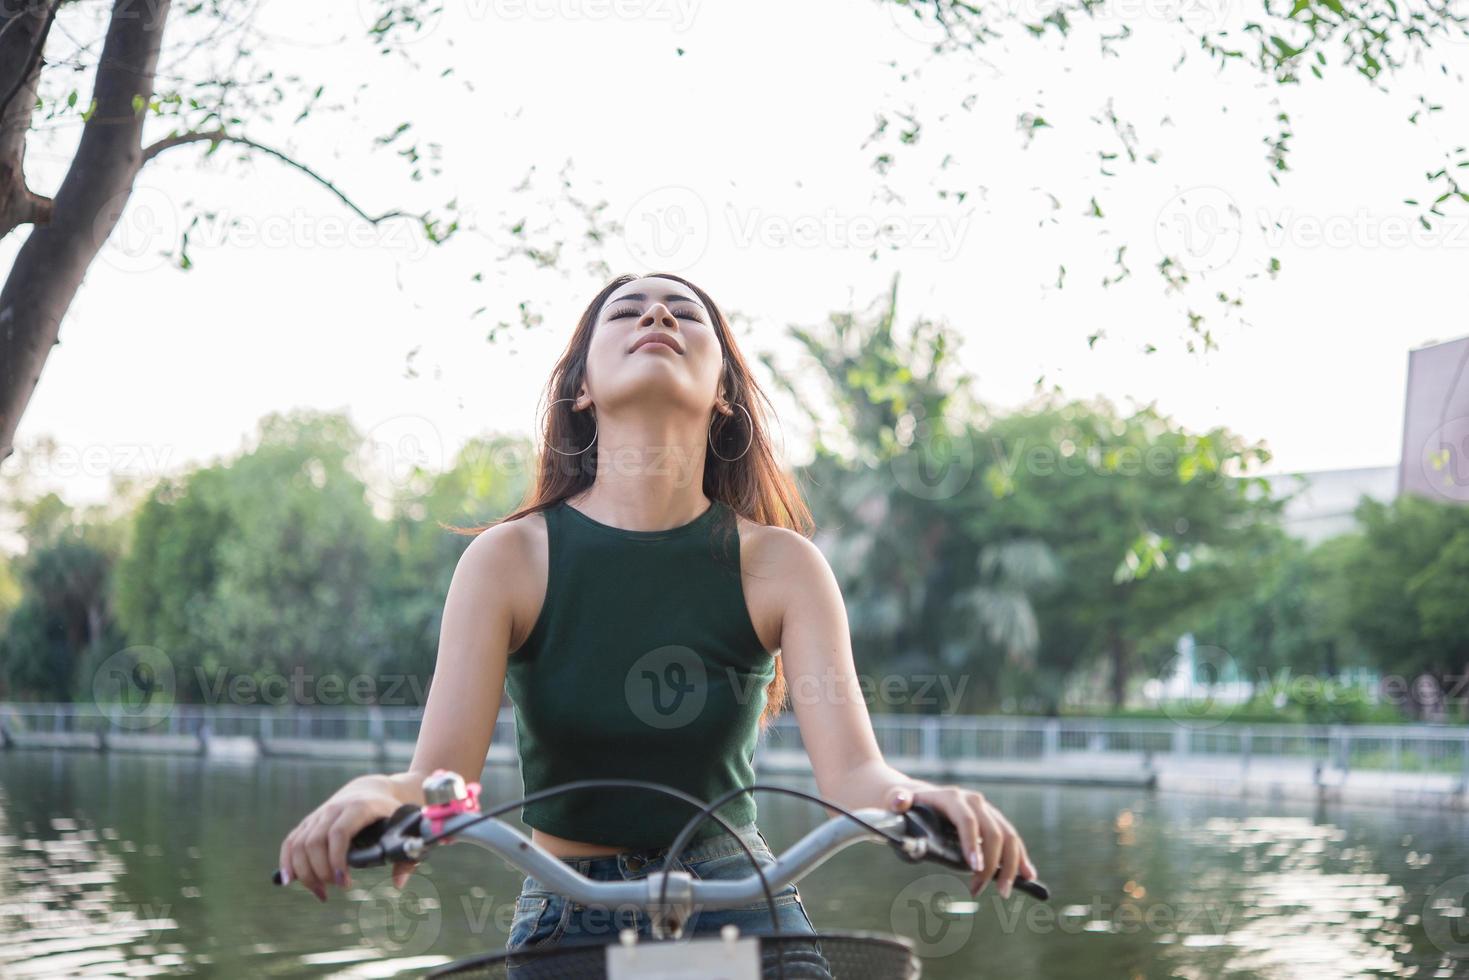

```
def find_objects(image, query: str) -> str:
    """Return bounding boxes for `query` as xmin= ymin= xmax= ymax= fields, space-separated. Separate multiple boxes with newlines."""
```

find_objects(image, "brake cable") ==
xmin=657 ymin=782 xmax=919 ymax=946
xmin=416 ymin=778 xmax=784 ymax=941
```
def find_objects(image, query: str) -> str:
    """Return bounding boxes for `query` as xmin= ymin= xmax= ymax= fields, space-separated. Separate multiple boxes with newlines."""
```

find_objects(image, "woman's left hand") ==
xmin=885 ymin=783 xmax=1037 ymax=898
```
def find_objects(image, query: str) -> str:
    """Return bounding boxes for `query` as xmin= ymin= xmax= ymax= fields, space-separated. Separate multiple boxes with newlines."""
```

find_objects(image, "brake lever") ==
xmin=899 ymin=802 xmax=1050 ymax=902
xmin=271 ymin=804 xmax=424 ymax=886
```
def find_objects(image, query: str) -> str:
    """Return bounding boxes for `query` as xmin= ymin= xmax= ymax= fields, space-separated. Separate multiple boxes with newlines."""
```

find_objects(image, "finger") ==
xmin=1006 ymin=820 xmax=1037 ymax=880
xmin=392 ymin=861 xmax=414 ymax=891
xmin=925 ymin=790 xmax=981 ymax=877
xmin=973 ymin=801 xmax=1003 ymax=894
xmin=302 ymin=810 xmax=337 ymax=899
xmin=279 ymin=827 xmax=299 ymax=886
xmin=327 ymin=807 xmax=360 ymax=890
xmin=290 ymin=842 xmax=323 ymax=902
xmin=996 ymin=828 xmax=1022 ymax=899
xmin=293 ymin=809 xmax=332 ymax=901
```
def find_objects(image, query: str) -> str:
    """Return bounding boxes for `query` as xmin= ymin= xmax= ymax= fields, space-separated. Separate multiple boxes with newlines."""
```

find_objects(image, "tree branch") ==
xmin=142 ymin=129 xmax=411 ymax=225
xmin=0 ymin=0 xmax=60 ymax=120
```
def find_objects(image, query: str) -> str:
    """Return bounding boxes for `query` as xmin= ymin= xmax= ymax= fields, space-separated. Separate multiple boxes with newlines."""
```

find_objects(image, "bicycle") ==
xmin=272 ymin=771 xmax=1050 ymax=979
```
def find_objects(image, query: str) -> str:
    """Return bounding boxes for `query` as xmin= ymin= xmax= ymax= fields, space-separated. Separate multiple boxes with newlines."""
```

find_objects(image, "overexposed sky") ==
xmin=6 ymin=0 xmax=1467 ymax=529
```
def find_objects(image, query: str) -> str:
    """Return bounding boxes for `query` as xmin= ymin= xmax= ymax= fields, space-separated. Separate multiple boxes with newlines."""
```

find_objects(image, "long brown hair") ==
xmin=447 ymin=273 xmax=814 ymax=732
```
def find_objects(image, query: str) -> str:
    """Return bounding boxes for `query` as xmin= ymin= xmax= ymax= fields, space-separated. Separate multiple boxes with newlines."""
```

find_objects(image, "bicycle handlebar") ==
xmin=271 ymin=797 xmax=1050 ymax=906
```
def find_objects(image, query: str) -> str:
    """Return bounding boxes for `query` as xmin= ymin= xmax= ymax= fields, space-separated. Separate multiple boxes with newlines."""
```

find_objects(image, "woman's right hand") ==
xmin=277 ymin=774 xmax=414 ymax=901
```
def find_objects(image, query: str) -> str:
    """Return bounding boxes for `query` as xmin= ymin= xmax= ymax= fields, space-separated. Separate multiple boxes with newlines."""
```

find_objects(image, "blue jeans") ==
xmin=506 ymin=821 xmax=834 ymax=977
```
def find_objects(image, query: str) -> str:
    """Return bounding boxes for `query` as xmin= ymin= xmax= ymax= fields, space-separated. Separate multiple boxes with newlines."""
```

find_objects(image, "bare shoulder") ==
xmin=730 ymin=512 xmax=833 ymax=655
xmin=457 ymin=510 xmax=549 ymax=654
xmin=733 ymin=514 xmax=828 ymax=581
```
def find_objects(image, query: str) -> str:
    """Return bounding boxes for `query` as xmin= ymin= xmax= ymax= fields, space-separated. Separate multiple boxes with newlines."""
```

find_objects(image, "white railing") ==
xmin=2 ymin=702 xmax=1467 ymax=782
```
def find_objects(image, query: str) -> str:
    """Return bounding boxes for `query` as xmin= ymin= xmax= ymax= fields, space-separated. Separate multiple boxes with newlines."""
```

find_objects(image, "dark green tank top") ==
xmin=503 ymin=496 xmax=777 ymax=849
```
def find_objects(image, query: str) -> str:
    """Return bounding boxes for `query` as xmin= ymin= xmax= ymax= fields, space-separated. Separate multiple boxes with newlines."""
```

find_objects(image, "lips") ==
xmin=630 ymin=332 xmax=683 ymax=354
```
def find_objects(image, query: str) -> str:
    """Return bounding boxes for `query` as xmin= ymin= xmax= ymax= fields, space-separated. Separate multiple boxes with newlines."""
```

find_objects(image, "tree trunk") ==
xmin=1 ymin=0 xmax=173 ymax=464
xmin=1108 ymin=623 xmax=1128 ymax=709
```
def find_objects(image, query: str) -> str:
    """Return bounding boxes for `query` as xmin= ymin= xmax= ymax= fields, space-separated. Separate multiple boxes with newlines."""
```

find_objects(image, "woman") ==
xmin=275 ymin=273 xmax=1039 ymax=959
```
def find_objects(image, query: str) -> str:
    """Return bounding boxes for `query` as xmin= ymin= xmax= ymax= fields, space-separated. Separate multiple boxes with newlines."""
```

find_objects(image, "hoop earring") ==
xmin=545 ymin=397 xmax=597 ymax=456
xmin=709 ymin=403 xmax=753 ymax=462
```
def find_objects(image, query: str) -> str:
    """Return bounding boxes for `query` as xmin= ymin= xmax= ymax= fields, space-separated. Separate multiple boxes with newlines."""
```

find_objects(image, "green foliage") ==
xmin=1333 ymin=494 xmax=1469 ymax=715
xmin=104 ymin=411 xmax=533 ymax=706
xmin=0 ymin=502 xmax=127 ymax=701
xmin=771 ymin=274 xmax=1283 ymax=715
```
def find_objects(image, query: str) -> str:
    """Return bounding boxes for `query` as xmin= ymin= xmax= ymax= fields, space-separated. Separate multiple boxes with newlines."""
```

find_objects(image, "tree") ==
xmin=967 ymin=398 xmax=1281 ymax=710
xmin=1341 ymin=493 xmax=1469 ymax=718
xmin=0 ymin=492 xmax=126 ymax=700
xmin=769 ymin=274 xmax=1282 ymax=713
xmin=1185 ymin=527 xmax=1373 ymax=707
xmin=1 ymin=1 xmax=612 ymax=463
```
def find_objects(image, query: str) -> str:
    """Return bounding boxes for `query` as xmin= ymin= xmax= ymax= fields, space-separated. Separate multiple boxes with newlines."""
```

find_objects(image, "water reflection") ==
xmin=0 ymin=785 xmax=182 ymax=976
xmin=0 ymin=752 xmax=1466 ymax=978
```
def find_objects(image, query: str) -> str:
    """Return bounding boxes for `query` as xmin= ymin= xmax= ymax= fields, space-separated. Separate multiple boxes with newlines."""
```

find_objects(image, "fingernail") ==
xmin=893 ymin=788 xmax=912 ymax=809
xmin=314 ymin=885 xmax=327 ymax=902
xmin=1000 ymin=879 xmax=1012 ymax=899
xmin=966 ymin=848 xmax=980 ymax=873
xmin=280 ymin=869 xmax=291 ymax=886
xmin=334 ymin=869 xmax=346 ymax=887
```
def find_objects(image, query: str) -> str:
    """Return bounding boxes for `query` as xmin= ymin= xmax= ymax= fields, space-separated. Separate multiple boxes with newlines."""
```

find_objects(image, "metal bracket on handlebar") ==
xmin=645 ymin=870 xmax=696 ymax=941
xmin=347 ymin=803 xmax=427 ymax=869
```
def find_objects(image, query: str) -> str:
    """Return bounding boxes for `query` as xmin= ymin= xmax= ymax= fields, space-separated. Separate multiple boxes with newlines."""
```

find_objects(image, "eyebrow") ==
xmin=605 ymin=291 xmax=702 ymax=310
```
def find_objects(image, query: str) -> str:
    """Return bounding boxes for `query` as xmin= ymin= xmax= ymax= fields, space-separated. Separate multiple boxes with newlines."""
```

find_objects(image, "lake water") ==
xmin=1 ymin=751 xmax=1467 ymax=978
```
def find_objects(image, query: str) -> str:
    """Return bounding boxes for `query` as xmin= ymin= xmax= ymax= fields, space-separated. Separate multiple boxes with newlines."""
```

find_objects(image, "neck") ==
xmin=571 ymin=412 xmax=712 ymax=532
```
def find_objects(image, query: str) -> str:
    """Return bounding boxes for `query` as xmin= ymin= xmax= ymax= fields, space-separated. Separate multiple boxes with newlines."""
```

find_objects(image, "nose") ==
xmin=640 ymin=303 xmax=679 ymax=331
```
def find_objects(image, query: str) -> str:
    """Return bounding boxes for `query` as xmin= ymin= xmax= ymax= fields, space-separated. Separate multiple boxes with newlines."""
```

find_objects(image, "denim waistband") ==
xmin=526 ymin=821 xmax=768 ymax=886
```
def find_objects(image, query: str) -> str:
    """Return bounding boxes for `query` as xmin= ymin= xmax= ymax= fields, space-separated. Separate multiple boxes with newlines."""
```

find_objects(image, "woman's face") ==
xmin=581 ymin=276 xmax=724 ymax=416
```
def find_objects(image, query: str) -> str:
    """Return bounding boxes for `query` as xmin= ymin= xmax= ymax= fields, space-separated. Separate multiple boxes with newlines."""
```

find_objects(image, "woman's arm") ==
xmin=276 ymin=517 xmax=527 ymax=899
xmin=766 ymin=528 xmax=1039 ymax=898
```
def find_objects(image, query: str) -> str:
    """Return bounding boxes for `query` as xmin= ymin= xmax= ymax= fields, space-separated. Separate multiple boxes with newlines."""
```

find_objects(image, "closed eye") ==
xmin=606 ymin=304 xmax=705 ymax=324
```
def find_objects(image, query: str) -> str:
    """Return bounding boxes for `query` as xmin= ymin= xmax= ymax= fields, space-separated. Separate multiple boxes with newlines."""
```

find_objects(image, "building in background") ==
xmin=1398 ymin=334 xmax=1469 ymax=505
xmin=1260 ymin=465 xmax=1398 ymax=545
xmin=1252 ymin=333 xmax=1469 ymax=546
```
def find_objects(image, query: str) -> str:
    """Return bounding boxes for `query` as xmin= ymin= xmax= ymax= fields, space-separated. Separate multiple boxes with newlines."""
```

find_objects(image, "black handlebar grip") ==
xmin=271 ymin=804 xmax=423 ymax=885
xmin=905 ymin=802 xmax=1050 ymax=902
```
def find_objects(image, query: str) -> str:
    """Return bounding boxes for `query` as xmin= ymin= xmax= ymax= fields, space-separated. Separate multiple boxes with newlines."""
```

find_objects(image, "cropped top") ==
xmin=502 ymin=496 xmax=777 ymax=849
